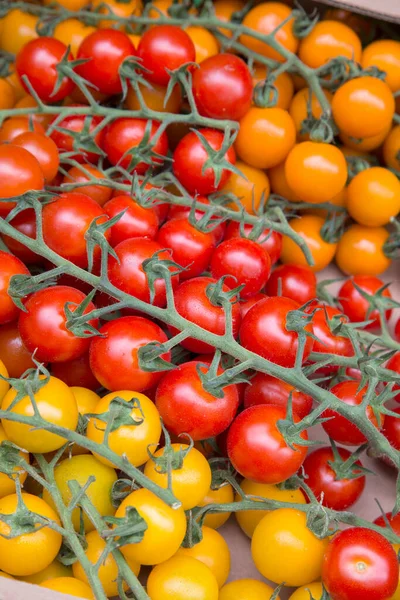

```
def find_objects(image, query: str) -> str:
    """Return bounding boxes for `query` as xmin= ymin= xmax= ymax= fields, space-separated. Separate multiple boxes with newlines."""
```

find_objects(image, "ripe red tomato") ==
xmin=227 ymin=404 xmax=308 ymax=484
xmin=42 ymin=192 xmax=110 ymax=269
xmin=90 ymin=316 xmax=170 ymax=392
xmin=322 ymin=528 xmax=399 ymax=600
xmin=1 ymin=209 xmax=42 ymax=265
xmin=302 ymin=446 xmax=366 ymax=510
xmin=210 ymin=238 xmax=271 ymax=299
xmin=157 ymin=218 xmax=215 ymax=280
xmin=173 ymin=129 xmax=236 ymax=195
xmin=102 ymin=118 xmax=168 ymax=174
xmin=51 ymin=352 xmax=99 ymax=391
xmin=76 ymin=28 xmax=136 ymax=95
xmin=168 ymin=196 xmax=226 ymax=245
xmin=310 ymin=305 xmax=354 ymax=365
xmin=49 ymin=112 xmax=105 ymax=164
xmin=244 ymin=372 xmax=313 ymax=419
xmin=224 ymin=221 xmax=282 ymax=266
xmin=168 ymin=276 xmax=242 ymax=353
xmin=0 ymin=322 xmax=35 ymax=377
xmin=138 ymin=25 xmax=195 ymax=86
xmin=0 ymin=145 xmax=44 ymax=216
xmin=240 ymin=296 xmax=313 ymax=368
xmin=13 ymin=132 xmax=60 ymax=183
xmin=155 ymin=361 xmax=239 ymax=440
xmin=104 ymin=195 xmax=159 ymax=246
xmin=16 ymin=37 xmax=75 ymax=102
xmin=338 ymin=275 xmax=392 ymax=330
xmin=239 ymin=293 xmax=267 ymax=319
xmin=192 ymin=53 xmax=253 ymax=121
xmin=382 ymin=406 xmax=400 ymax=454
xmin=108 ymin=238 xmax=179 ymax=307
xmin=386 ymin=352 xmax=400 ymax=402
xmin=322 ymin=381 xmax=381 ymax=446
xmin=266 ymin=264 xmax=317 ymax=305
xmin=18 ymin=286 xmax=98 ymax=363
xmin=374 ymin=511 xmax=400 ymax=534
xmin=395 ymin=318 xmax=400 ymax=342
xmin=0 ymin=251 xmax=30 ymax=325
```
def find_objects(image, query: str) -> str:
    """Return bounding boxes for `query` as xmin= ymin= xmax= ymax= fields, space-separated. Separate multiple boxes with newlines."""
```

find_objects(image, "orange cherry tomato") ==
xmin=1 ymin=10 xmax=38 ymax=55
xmin=185 ymin=27 xmax=219 ymax=63
xmin=339 ymin=126 xmax=391 ymax=152
xmin=91 ymin=0 xmax=142 ymax=29
xmin=0 ymin=79 xmax=15 ymax=110
xmin=54 ymin=19 xmax=96 ymax=57
xmin=221 ymin=160 xmax=270 ymax=214
xmin=281 ymin=215 xmax=337 ymax=272
xmin=125 ymin=82 xmax=182 ymax=113
xmin=6 ymin=70 xmax=26 ymax=103
xmin=213 ymin=0 xmax=245 ymax=39
xmin=324 ymin=7 xmax=373 ymax=40
xmin=289 ymin=87 xmax=333 ymax=141
xmin=361 ymin=40 xmax=400 ymax=93
xmin=347 ymin=167 xmax=400 ymax=227
xmin=252 ymin=65 xmax=294 ymax=110
xmin=335 ymin=225 xmax=391 ymax=276
xmin=383 ymin=125 xmax=400 ymax=171
xmin=62 ymin=164 xmax=114 ymax=206
xmin=268 ymin=161 xmax=302 ymax=203
xmin=299 ymin=20 xmax=362 ymax=69
xmin=13 ymin=95 xmax=53 ymax=128
xmin=0 ymin=117 xmax=45 ymax=143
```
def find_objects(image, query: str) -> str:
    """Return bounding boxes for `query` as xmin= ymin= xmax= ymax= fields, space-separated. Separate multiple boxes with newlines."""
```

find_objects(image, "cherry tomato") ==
xmin=322 ymin=381 xmax=381 ymax=446
xmin=19 ymin=560 xmax=72 ymax=585
xmin=289 ymin=87 xmax=333 ymax=142
xmin=12 ymin=95 xmax=52 ymax=128
xmin=0 ymin=423 xmax=29 ymax=498
xmin=54 ymin=18 xmax=96 ymax=57
xmin=332 ymin=76 xmax=395 ymax=139
xmin=213 ymin=0 xmax=245 ymax=39
xmin=41 ymin=577 xmax=94 ymax=599
xmin=0 ymin=145 xmax=44 ymax=216
xmin=299 ymin=20 xmax=362 ymax=68
xmin=185 ymin=27 xmax=219 ymax=63
xmin=240 ymin=296 xmax=313 ymax=368
xmin=335 ymin=225 xmax=391 ymax=276
xmin=383 ymin=125 xmax=400 ymax=171
xmin=224 ymin=222 xmax=282 ymax=265
xmin=49 ymin=112 xmax=104 ymax=164
xmin=244 ymin=372 xmax=313 ymax=419
xmin=62 ymin=164 xmax=113 ymax=206
xmin=288 ymin=582 xmax=325 ymax=600
xmin=361 ymin=40 xmax=400 ymax=93
xmin=193 ymin=53 xmax=252 ymax=121
xmin=155 ymin=361 xmax=239 ymax=441
xmin=167 ymin=196 xmax=225 ymax=244
xmin=395 ymin=319 xmax=400 ymax=343
xmin=147 ymin=555 xmax=219 ymax=600
xmin=374 ymin=511 xmax=400 ymax=534
xmin=240 ymin=2 xmax=298 ymax=62
xmin=0 ymin=79 xmax=15 ymax=110
xmin=219 ymin=579 xmax=277 ymax=600
xmin=102 ymin=117 xmax=168 ymax=174
xmin=386 ymin=352 xmax=400 ymax=403
xmin=168 ymin=276 xmax=241 ymax=353
xmin=338 ymin=275 xmax=392 ymax=330
xmin=1 ymin=10 xmax=38 ymax=55
xmin=266 ymin=263 xmax=317 ymax=304
xmin=322 ymin=528 xmax=399 ymax=600
xmin=0 ymin=322 xmax=35 ymax=378
xmin=252 ymin=64 xmax=294 ymax=110
xmin=76 ymin=29 xmax=136 ymax=95
xmin=13 ymin=132 xmax=59 ymax=183
xmin=222 ymin=161 xmax=271 ymax=216
xmin=347 ymin=166 xmax=400 ymax=227
xmin=157 ymin=217 xmax=216 ymax=280
xmin=138 ymin=25 xmax=195 ymax=86
xmin=199 ymin=483 xmax=234 ymax=529
xmin=236 ymin=107 xmax=296 ymax=169
xmin=268 ymin=160 xmax=302 ymax=203
xmin=125 ymin=80 xmax=182 ymax=113
xmin=281 ymin=215 xmax=337 ymax=272
xmin=0 ymin=251 xmax=29 ymax=325
xmin=173 ymin=128 xmax=236 ymax=195
xmin=91 ymin=0 xmax=142 ymax=28
xmin=310 ymin=305 xmax=354 ymax=365
xmin=42 ymin=192 xmax=110 ymax=269
xmin=50 ymin=352 xmax=99 ymax=391
xmin=104 ymin=195 xmax=159 ymax=246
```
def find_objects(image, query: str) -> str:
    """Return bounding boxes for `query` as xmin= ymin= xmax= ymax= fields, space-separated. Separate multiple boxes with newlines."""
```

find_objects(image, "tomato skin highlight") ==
xmin=266 ymin=263 xmax=317 ymax=304
xmin=224 ymin=222 xmax=282 ymax=266
xmin=104 ymin=195 xmax=159 ymax=246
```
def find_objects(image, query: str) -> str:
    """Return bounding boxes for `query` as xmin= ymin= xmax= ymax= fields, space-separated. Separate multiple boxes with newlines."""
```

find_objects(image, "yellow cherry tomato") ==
xmin=339 ymin=126 xmax=391 ymax=152
xmin=144 ymin=443 xmax=212 ymax=511
xmin=54 ymin=19 xmax=96 ymax=57
xmin=0 ymin=10 xmax=38 ymax=54
xmin=347 ymin=166 xmax=400 ymax=227
xmin=198 ymin=483 xmax=234 ymax=529
xmin=44 ymin=0 xmax=90 ymax=9
xmin=73 ymin=530 xmax=140 ymax=596
xmin=42 ymin=454 xmax=117 ymax=533
xmin=288 ymin=582 xmax=325 ymax=600
xmin=0 ymin=79 xmax=15 ymax=111
xmin=0 ymin=571 xmax=14 ymax=579
xmin=308 ymin=186 xmax=348 ymax=219
xmin=175 ymin=526 xmax=230 ymax=587
xmin=0 ymin=424 xmax=29 ymax=499
xmin=236 ymin=479 xmax=306 ymax=538
xmin=361 ymin=40 xmax=400 ymax=93
xmin=285 ymin=142 xmax=347 ymax=204
xmin=115 ymin=488 xmax=187 ymax=565
xmin=147 ymin=555 xmax=219 ymax=600
xmin=335 ymin=225 xmax=391 ymax=276
xmin=289 ymin=88 xmax=333 ymax=141
xmin=219 ymin=579 xmax=279 ymax=600
xmin=18 ymin=560 xmax=72 ymax=585
xmin=86 ymin=390 xmax=162 ymax=468
xmin=222 ymin=161 xmax=270 ymax=214
xmin=125 ymin=81 xmax=182 ymax=113
xmin=252 ymin=65 xmax=294 ymax=110
xmin=281 ymin=215 xmax=337 ymax=272
xmin=252 ymin=508 xmax=329 ymax=587
xmin=383 ymin=125 xmax=400 ymax=171
xmin=71 ymin=387 xmax=100 ymax=415
xmin=214 ymin=0 xmax=245 ymax=39
xmin=299 ymin=20 xmax=362 ymax=69
xmin=0 ymin=359 xmax=9 ymax=401
xmin=41 ymin=577 xmax=94 ymax=599
xmin=240 ymin=2 xmax=298 ymax=62
xmin=0 ymin=493 xmax=62 ymax=576
xmin=268 ymin=161 xmax=302 ymax=202
xmin=148 ymin=0 xmax=173 ymax=18
xmin=236 ymin=107 xmax=296 ymax=169
xmin=185 ymin=27 xmax=219 ymax=63
xmin=1 ymin=376 xmax=79 ymax=454
xmin=91 ymin=0 xmax=142 ymax=29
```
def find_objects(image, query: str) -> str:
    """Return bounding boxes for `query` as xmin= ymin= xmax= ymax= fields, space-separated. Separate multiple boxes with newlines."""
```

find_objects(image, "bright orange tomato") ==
xmin=62 ymin=164 xmax=114 ymax=207
xmin=41 ymin=577 xmax=94 ymax=599
xmin=54 ymin=19 xmax=96 ymax=56
xmin=13 ymin=95 xmax=53 ymax=128
xmin=299 ymin=20 xmax=362 ymax=69
xmin=323 ymin=8 xmax=373 ymax=39
xmin=185 ymin=27 xmax=219 ymax=63
xmin=0 ymin=116 xmax=45 ymax=143
xmin=198 ymin=484 xmax=234 ymax=529
xmin=125 ymin=82 xmax=182 ymax=113
xmin=281 ymin=215 xmax=337 ymax=272
xmin=1 ymin=10 xmax=38 ymax=54
xmin=222 ymin=161 xmax=270 ymax=213
xmin=214 ymin=0 xmax=245 ymax=39
xmin=383 ymin=125 xmax=400 ymax=171
xmin=6 ymin=70 xmax=26 ymax=103
xmin=44 ymin=0 xmax=90 ymax=8
xmin=91 ymin=0 xmax=142 ymax=29
xmin=347 ymin=167 xmax=400 ymax=227
xmin=335 ymin=225 xmax=391 ymax=276
xmin=148 ymin=0 xmax=173 ymax=18
xmin=339 ymin=126 xmax=391 ymax=152
xmin=307 ymin=186 xmax=348 ymax=218
xmin=0 ymin=79 xmax=15 ymax=110
xmin=252 ymin=65 xmax=294 ymax=110
xmin=361 ymin=40 xmax=400 ymax=93
xmin=289 ymin=88 xmax=333 ymax=141
xmin=240 ymin=3 xmax=299 ymax=62
xmin=268 ymin=161 xmax=302 ymax=203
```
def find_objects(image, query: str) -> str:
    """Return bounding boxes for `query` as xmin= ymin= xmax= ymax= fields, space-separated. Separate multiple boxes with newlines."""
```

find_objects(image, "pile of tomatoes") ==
xmin=0 ymin=0 xmax=399 ymax=599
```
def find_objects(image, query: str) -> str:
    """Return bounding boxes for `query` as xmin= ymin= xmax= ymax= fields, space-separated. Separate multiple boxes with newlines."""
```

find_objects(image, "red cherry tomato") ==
xmin=244 ymin=372 xmax=313 ymax=419
xmin=13 ymin=132 xmax=60 ymax=183
xmin=266 ymin=263 xmax=317 ymax=304
xmin=322 ymin=381 xmax=381 ymax=446
xmin=192 ymin=53 xmax=253 ymax=121
xmin=338 ymin=275 xmax=392 ymax=330
xmin=108 ymin=238 xmax=179 ymax=307
xmin=51 ymin=352 xmax=99 ymax=391
xmin=386 ymin=352 xmax=400 ymax=402
xmin=49 ymin=112 xmax=105 ymax=164
xmin=155 ymin=361 xmax=239 ymax=440
xmin=104 ymin=195 xmax=159 ymax=246
xmin=102 ymin=118 xmax=168 ymax=174
xmin=168 ymin=196 xmax=226 ymax=244
xmin=0 ymin=145 xmax=44 ymax=216
xmin=1 ymin=209 xmax=42 ymax=265
xmin=210 ymin=238 xmax=271 ymax=299
xmin=173 ymin=128 xmax=236 ymax=195
xmin=18 ymin=286 xmax=98 ymax=363
xmin=0 ymin=321 xmax=35 ymax=377
xmin=76 ymin=28 xmax=136 ymax=95
xmin=168 ymin=276 xmax=242 ymax=353
xmin=16 ymin=37 xmax=75 ymax=102
xmin=395 ymin=318 xmax=400 ymax=342
xmin=90 ymin=316 xmax=170 ymax=392
xmin=239 ymin=293 xmax=267 ymax=319
xmin=0 ymin=251 xmax=30 ymax=326
xmin=224 ymin=221 xmax=282 ymax=265
xmin=382 ymin=406 xmax=400 ymax=458
xmin=374 ymin=511 xmax=400 ymax=534
xmin=240 ymin=296 xmax=313 ymax=368
xmin=138 ymin=25 xmax=195 ymax=86
xmin=227 ymin=404 xmax=308 ymax=484
xmin=322 ymin=528 xmax=399 ymax=600
xmin=310 ymin=305 xmax=354 ymax=368
xmin=157 ymin=218 xmax=215 ymax=280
